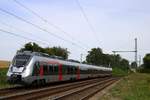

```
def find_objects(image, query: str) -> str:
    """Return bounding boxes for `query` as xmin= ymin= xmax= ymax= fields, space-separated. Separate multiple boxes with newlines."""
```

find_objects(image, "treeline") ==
xmin=137 ymin=53 xmax=150 ymax=73
xmin=19 ymin=42 xmax=69 ymax=59
xmin=85 ymin=48 xmax=130 ymax=70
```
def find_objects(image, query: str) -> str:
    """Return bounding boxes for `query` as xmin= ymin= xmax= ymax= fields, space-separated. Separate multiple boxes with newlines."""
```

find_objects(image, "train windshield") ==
xmin=12 ymin=55 xmax=31 ymax=67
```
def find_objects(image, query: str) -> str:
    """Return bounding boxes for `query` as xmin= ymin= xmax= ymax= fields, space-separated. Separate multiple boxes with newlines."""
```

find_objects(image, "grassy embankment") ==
xmin=102 ymin=73 xmax=150 ymax=100
xmin=112 ymin=67 xmax=130 ymax=77
xmin=0 ymin=60 xmax=12 ymax=88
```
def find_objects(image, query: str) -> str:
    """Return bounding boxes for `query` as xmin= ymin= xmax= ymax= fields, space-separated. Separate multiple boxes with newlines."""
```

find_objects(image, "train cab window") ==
xmin=12 ymin=54 xmax=31 ymax=67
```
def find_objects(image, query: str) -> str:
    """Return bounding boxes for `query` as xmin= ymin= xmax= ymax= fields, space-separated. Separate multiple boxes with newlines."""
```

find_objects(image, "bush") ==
xmin=112 ymin=67 xmax=130 ymax=76
xmin=0 ymin=68 xmax=11 ymax=88
xmin=137 ymin=68 xmax=150 ymax=73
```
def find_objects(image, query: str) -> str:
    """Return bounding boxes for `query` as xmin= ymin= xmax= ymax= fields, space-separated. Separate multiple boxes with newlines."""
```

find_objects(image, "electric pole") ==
xmin=139 ymin=55 xmax=141 ymax=66
xmin=135 ymin=38 xmax=138 ymax=67
xmin=112 ymin=38 xmax=138 ymax=68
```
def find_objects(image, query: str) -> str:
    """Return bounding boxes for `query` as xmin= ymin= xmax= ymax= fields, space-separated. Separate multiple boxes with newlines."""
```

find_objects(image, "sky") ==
xmin=0 ymin=0 xmax=150 ymax=64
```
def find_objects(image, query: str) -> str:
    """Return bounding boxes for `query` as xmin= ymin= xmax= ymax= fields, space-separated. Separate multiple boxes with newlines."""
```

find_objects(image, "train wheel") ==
xmin=32 ymin=80 xmax=38 ymax=87
xmin=41 ymin=79 xmax=46 ymax=86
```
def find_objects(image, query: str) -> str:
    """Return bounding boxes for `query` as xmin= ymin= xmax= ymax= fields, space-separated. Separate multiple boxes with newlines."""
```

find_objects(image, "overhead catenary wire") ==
xmin=0 ymin=20 xmax=50 ymax=45
xmin=0 ymin=8 xmax=87 ymax=50
xmin=0 ymin=29 xmax=48 ymax=45
xmin=13 ymin=0 xmax=90 ymax=49
xmin=75 ymin=0 xmax=101 ymax=45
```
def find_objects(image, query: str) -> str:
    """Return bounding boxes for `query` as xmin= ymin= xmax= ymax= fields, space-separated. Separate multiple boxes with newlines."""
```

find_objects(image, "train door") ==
xmin=58 ymin=64 xmax=62 ymax=81
xmin=70 ymin=66 xmax=77 ymax=80
xmin=32 ymin=61 xmax=40 ymax=76
xmin=32 ymin=61 xmax=44 ymax=77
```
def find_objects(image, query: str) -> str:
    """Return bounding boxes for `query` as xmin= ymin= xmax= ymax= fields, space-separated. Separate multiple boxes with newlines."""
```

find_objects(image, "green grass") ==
xmin=102 ymin=73 xmax=150 ymax=100
xmin=112 ymin=67 xmax=130 ymax=77
xmin=0 ymin=68 xmax=12 ymax=88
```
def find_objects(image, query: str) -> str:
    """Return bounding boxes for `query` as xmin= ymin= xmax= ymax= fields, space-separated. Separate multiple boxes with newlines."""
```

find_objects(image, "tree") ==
xmin=120 ymin=59 xmax=129 ymax=70
xmin=43 ymin=46 xmax=69 ymax=59
xmin=20 ymin=42 xmax=43 ymax=52
xmin=86 ymin=47 xmax=130 ymax=69
xmin=113 ymin=54 xmax=122 ymax=67
xmin=19 ymin=42 xmax=69 ymax=59
xmin=131 ymin=61 xmax=137 ymax=68
xmin=143 ymin=53 xmax=150 ymax=69
xmin=86 ymin=48 xmax=103 ymax=66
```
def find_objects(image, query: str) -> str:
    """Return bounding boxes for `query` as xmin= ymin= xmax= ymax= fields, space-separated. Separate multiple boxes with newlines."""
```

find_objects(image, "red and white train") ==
xmin=7 ymin=51 xmax=112 ymax=85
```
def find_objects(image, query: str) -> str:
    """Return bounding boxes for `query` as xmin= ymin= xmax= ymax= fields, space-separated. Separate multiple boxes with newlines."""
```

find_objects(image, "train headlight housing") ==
xmin=22 ymin=67 xmax=26 ymax=72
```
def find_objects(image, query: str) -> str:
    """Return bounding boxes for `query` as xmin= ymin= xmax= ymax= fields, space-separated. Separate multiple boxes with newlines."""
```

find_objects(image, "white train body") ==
xmin=7 ymin=51 xmax=112 ymax=85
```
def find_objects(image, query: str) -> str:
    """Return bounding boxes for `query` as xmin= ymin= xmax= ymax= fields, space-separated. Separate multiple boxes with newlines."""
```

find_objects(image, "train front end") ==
xmin=7 ymin=52 xmax=32 ymax=85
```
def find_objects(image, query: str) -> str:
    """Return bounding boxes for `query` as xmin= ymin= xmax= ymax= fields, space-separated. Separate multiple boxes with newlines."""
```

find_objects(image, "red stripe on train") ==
xmin=77 ymin=66 xmax=80 ymax=79
xmin=39 ymin=65 xmax=43 ymax=77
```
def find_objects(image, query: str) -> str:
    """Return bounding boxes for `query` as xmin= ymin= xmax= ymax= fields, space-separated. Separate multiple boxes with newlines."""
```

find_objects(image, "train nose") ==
xmin=11 ymin=66 xmax=24 ymax=73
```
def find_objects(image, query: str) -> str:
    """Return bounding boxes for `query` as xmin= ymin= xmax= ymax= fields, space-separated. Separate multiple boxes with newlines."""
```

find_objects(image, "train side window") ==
xmin=62 ymin=64 xmax=67 ymax=75
xmin=49 ymin=64 xmax=53 ymax=73
xmin=73 ymin=67 xmax=77 ymax=74
xmin=53 ymin=64 xmax=58 ymax=74
xmin=66 ymin=66 xmax=70 ymax=74
xmin=54 ymin=66 xmax=57 ymax=72
xmin=81 ymin=70 xmax=84 ymax=74
xmin=74 ymin=67 xmax=77 ymax=74
xmin=43 ymin=64 xmax=49 ymax=75
xmin=70 ymin=67 xmax=73 ymax=74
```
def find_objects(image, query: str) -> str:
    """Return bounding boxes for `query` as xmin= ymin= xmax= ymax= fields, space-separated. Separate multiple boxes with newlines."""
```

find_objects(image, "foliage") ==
xmin=131 ymin=61 xmax=137 ymax=68
xmin=143 ymin=53 xmax=150 ymax=69
xmin=137 ymin=53 xmax=150 ymax=73
xmin=0 ymin=68 xmax=12 ymax=88
xmin=86 ymin=48 xmax=130 ymax=71
xmin=44 ymin=47 xmax=69 ymax=59
xmin=86 ymin=48 xmax=104 ymax=66
xmin=112 ymin=67 xmax=130 ymax=76
xmin=120 ymin=59 xmax=129 ymax=70
xmin=137 ymin=64 xmax=150 ymax=73
xmin=137 ymin=68 xmax=150 ymax=73
xmin=19 ymin=42 xmax=69 ymax=59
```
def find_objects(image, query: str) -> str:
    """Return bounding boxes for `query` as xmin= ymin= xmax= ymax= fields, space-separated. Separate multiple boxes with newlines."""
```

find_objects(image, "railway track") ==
xmin=0 ymin=77 xmax=118 ymax=100
xmin=0 ymin=78 xmax=95 ymax=96
xmin=53 ymin=78 xmax=117 ymax=100
xmin=0 ymin=86 xmax=24 ymax=96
